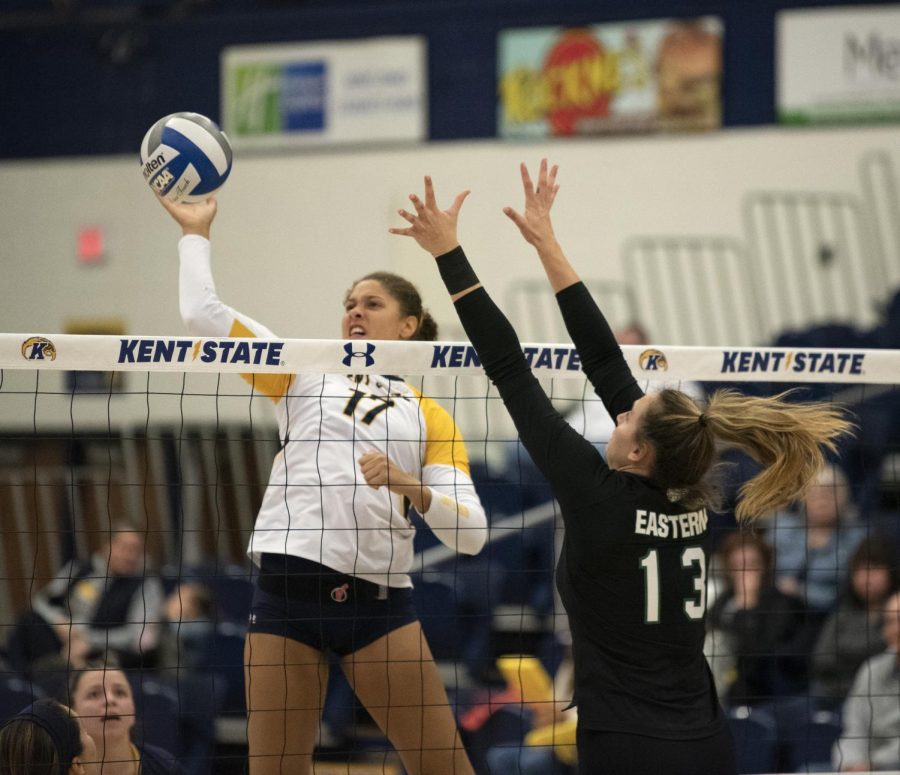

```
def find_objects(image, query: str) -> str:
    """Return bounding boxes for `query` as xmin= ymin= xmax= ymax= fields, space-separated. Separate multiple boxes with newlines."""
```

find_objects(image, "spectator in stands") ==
xmin=843 ymin=288 xmax=900 ymax=518
xmin=769 ymin=465 xmax=866 ymax=614
xmin=9 ymin=523 xmax=164 ymax=675
xmin=155 ymin=582 xmax=215 ymax=672
xmin=485 ymin=654 xmax=576 ymax=775
xmin=811 ymin=537 xmax=899 ymax=709
xmin=707 ymin=531 xmax=812 ymax=705
xmin=0 ymin=697 xmax=97 ymax=775
xmin=832 ymin=590 xmax=900 ymax=772
xmin=150 ymin=581 xmax=219 ymax=775
xmin=69 ymin=660 xmax=184 ymax=775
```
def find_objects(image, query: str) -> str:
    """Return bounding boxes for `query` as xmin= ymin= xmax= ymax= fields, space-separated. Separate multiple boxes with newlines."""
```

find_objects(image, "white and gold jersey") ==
xmin=179 ymin=235 xmax=486 ymax=587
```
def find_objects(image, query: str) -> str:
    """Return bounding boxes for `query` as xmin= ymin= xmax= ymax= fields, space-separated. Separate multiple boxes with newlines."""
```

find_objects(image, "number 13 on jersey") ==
xmin=639 ymin=546 xmax=707 ymax=624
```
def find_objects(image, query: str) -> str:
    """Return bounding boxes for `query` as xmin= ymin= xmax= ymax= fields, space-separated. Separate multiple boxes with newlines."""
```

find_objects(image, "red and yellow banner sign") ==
xmin=498 ymin=18 xmax=722 ymax=137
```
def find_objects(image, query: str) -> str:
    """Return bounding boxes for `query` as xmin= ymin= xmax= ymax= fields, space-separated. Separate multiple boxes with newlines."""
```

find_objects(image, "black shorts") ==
xmin=576 ymin=725 xmax=737 ymax=775
xmin=247 ymin=553 xmax=418 ymax=657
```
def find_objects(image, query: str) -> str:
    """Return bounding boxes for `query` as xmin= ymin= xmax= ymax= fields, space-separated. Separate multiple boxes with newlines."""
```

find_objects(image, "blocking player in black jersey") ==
xmin=390 ymin=161 xmax=853 ymax=774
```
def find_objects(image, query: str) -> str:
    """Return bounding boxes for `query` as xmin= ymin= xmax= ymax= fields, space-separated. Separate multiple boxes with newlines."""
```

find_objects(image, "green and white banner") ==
xmin=778 ymin=6 xmax=900 ymax=125
xmin=221 ymin=36 xmax=426 ymax=148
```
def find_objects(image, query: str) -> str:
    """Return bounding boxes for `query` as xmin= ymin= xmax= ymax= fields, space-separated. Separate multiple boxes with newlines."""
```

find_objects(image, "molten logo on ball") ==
xmin=142 ymin=151 xmax=167 ymax=180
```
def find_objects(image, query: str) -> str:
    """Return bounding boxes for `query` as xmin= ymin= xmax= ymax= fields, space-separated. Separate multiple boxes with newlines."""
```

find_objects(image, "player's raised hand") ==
xmin=389 ymin=176 xmax=470 ymax=257
xmin=158 ymin=194 xmax=218 ymax=239
xmin=504 ymin=159 xmax=560 ymax=251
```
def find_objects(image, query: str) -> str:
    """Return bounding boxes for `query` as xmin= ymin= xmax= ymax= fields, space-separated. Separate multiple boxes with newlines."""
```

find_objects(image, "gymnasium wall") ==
xmin=1 ymin=124 xmax=898 ymax=428
xmin=1 ymin=124 xmax=896 ymax=339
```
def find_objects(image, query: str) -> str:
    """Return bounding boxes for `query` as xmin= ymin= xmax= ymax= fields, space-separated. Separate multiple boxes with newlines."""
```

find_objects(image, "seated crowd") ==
xmin=1 ymin=453 xmax=898 ymax=774
xmin=1 ymin=525 xmax=218 ymax=775
xmin=2 ymin=307 xmax=900 ymax=774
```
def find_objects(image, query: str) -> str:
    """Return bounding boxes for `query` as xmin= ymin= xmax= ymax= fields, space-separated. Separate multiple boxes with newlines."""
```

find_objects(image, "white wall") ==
xmin=1 ymin=124 xmax=897 ymax=339
xmin=0 ymin=125 xmax=897 ymax=429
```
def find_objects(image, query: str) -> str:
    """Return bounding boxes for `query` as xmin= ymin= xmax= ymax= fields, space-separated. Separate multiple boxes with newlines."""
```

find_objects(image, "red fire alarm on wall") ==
xmin=77 ymin=227 xmax=105 ymax=264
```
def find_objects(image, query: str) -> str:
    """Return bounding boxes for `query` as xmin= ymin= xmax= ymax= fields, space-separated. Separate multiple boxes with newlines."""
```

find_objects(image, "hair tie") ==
xmin=698 ymin=413 xmax=708 ymax=428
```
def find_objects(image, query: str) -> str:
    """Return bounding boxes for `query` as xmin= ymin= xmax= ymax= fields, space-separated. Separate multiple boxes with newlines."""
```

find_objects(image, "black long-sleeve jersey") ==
xmin=448 ymin=248 xmax=725 ymax=739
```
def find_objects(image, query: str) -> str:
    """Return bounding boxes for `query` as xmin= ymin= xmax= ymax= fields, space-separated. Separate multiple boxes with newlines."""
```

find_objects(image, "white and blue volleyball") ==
xmin=140 ymin=112 xmax=232 ymax=203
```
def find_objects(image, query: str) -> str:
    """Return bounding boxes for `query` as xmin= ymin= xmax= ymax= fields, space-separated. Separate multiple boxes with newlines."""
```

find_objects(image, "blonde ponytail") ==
xmin=703 ymin=389 xmax=854 ymax=523
xmin=640 ymin=388 xmax=854 ymax=524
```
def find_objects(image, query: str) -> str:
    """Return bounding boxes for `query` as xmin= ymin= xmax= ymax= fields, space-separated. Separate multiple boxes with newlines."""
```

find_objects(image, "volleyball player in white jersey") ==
xmin=158 ymin=196 xmax=486 ymax=775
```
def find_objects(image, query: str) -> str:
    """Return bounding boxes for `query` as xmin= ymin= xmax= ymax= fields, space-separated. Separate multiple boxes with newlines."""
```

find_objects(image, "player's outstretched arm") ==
xmin=506 ymin=161 xmax=642 ymax=411
xmin=158 ymin=195 xmax=279 ymax=343
xmin=504 ymin=159 xmax=579 ymax=293
xmin=390 ymin=176 xmax=608 ymax=506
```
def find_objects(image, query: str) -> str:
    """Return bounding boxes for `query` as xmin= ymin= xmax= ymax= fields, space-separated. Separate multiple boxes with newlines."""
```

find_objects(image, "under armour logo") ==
xmin=342 ymin=342 xmax=376 ymax=368
xmin=331 ymin=583 xmax=350 ymax=603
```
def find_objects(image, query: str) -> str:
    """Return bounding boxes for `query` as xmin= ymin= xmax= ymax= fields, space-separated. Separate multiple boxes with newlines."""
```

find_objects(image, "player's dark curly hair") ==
xmin=351 ymin=271 xmax=438 ymax=341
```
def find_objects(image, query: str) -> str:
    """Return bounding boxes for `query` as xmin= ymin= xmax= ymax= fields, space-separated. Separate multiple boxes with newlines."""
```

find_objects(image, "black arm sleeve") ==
xmin=440 ymin=249 xmax=608 ymax=504
xmin=555 ymin=283 xmax=644 ymax=418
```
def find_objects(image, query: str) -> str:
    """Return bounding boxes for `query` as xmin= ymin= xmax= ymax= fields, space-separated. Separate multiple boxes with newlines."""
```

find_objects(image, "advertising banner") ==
xmin=778 ymin=6 xmax=900 ymax=124
xmin=5 ymin=335 xmax=895 ymax=385
xmin=498 ymin=17 xmax=722 ymax=138
xmin=221 ymin=37 xmax=426 ymax=148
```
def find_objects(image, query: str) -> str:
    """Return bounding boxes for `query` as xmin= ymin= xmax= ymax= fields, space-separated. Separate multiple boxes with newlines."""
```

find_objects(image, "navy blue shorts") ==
xmin=247 ymin=553 xmax=418 ymax=657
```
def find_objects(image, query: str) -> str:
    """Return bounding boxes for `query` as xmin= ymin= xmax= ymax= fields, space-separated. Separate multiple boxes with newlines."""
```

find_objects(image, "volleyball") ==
xmin=140 ymin=112 xmax=232 ymax=203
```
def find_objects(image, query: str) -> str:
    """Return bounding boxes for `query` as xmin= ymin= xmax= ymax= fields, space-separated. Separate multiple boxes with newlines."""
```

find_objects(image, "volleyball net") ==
xmin=1 ymin=332 xmax=899 ymax=774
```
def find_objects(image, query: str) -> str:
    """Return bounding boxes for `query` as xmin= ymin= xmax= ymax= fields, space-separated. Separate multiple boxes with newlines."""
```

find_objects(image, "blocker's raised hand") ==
xmin=389 ymin=176 xmax=470 ymax=257
xmin=503 ymin=159 xmax=560 ymax=252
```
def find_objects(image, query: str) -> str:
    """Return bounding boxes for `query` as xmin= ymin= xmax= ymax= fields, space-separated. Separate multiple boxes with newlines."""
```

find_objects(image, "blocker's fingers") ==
xmin=449 ymin=190 xmax=471 ymax=215
xmin=409 ymin=193 xmax=426 ymax=215
xmin=396 ymin=208 xmax=416 ymax=223
xmin=521 ymin=162 xmax=535 ymax=197
xmin=547 ymin=163 xmax=559 ymax=190
xmin=503 ymin=206 xmax=527 ymax=230
xmin=424 ymin=176 xmax=437 ymax=208
xmin=388 ymin=227 xmax=415 ymax=237
xmin=537 ymin=158 xmax=548 ymax=190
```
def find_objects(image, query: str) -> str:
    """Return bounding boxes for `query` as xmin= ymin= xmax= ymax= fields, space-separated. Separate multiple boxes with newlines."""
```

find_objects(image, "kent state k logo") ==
xmin=21 ymin=337 xmax=57 ymax=361
xmin=639 ymin=348 xmax=668 ymax=371
xmin=342 ymin=342 xmax=376 ymax=368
